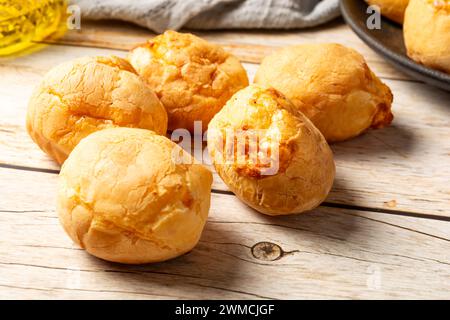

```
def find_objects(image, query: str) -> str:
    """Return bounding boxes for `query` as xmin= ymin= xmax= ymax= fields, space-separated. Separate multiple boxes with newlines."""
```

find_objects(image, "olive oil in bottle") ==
xmin=0 ymin=0 xmax=66 ymax=56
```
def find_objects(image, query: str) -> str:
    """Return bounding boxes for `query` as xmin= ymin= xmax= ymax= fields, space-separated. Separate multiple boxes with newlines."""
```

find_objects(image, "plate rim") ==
xmin=340 ymin=0 xmax=450 ymax=90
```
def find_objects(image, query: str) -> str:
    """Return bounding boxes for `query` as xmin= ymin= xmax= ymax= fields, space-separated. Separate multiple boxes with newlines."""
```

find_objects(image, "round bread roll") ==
xmin=404 ymin=0 xmax=450 ymax=74
xmin=365 ymin=0 xmax=410 ymax=24
xmin=254 ymin=43 xmax=394 ymax=142
xmin=27 ymin=56 xmax=168 ymax=164
xmin=207 ymin=85 xmax=335 ymax=216
xmin=128 ymin=30 xmax=249 ymax=132
xmin=58 ymin=127 xmax=212 ymax=264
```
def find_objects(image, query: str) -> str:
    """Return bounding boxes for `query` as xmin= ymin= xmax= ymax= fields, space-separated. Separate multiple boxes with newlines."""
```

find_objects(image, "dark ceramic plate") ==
xmin=340 ymin=0 xmax=450 ymax=91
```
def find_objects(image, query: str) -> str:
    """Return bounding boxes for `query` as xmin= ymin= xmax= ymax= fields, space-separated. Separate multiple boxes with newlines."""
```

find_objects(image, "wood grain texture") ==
xmin=47 ymin=20 xmax=410 ymax=81
xmin=1 ymin=167 xmax=450 ymax=299
xmin=1 ymin=20 xmax=450 ymax=299
xmin=0 ymin=44 xmax=449 ymax=217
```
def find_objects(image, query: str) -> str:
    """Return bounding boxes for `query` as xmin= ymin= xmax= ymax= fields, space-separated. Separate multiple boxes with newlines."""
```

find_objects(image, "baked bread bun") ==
xmin=128 ymin=30 xmax=249 ymax=132
xmin=27 ymin=56 xmax=168 ymax=164
xmin=365 ymin=0 xmax=410 ymax=24
xmin=207 ymin=85 xmax=335 ymax=216
xmin=404 ymin=0 xmax=450 ymax=74
xmin=58 ymin=127 xmax=212 ymax=264
xmin=254 ymin=43 xmax=393 ymax=142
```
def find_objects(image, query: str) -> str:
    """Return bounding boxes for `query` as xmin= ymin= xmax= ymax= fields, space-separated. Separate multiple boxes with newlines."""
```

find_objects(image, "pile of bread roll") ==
xmin=26 ymin=30 xmax=394 ymax=264
xmin=366 ymin=0 xmax=450 ymax=74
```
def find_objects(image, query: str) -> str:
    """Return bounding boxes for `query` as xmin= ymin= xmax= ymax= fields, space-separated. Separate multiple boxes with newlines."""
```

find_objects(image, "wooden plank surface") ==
xmin=1 ymin=19 xmax=450 ymax=299
xmin=0 ymin=43 xmax=449 ymax=218
xmin=47 ymin=20 xmax=409 ymax=81
xmin=1 ymin=167 xmax=450 ymax=299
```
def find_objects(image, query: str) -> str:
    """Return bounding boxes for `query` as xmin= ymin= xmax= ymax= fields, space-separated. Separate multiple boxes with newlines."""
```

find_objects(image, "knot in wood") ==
xmin=251 ymin=241 xmax=283 ymax=261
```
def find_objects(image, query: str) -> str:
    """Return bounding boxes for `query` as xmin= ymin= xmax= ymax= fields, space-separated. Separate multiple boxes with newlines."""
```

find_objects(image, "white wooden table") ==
xmin=0 ymin=19 xmax=449 ymax=299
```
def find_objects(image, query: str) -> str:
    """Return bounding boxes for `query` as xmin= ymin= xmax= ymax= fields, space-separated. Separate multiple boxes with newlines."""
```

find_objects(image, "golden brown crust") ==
xmin=207 ymin=85 xmax=335 ymax=216
xmin=404 ymin=0 xmax=450 ymax=74
xmin=58 ymin=127 xmax=212 ymax=264
xmin=128 ymin=31 xmax=249 ymax=132
xmin=254 ymin=43 xmax=394 ymax=142
xmin=26 ymin=56 xmax=168 ymax=164
xmin=366 ymin=0 xmax=410 ymax=24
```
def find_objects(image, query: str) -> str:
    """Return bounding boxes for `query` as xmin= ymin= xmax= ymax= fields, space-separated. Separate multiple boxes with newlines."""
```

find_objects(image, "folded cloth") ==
xmin=73 ymin=0 xmax=340 ymax=33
